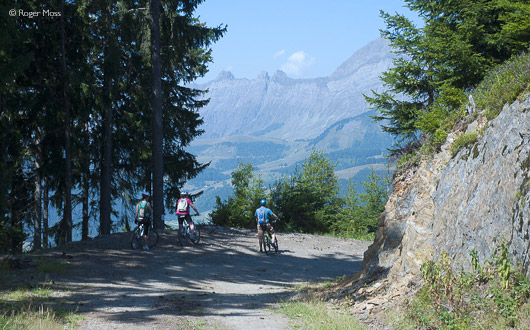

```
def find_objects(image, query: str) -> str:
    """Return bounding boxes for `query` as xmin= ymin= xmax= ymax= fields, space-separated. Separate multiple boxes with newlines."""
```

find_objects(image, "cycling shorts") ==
xmin=257 ymin=222 xmax=274 ymax=236
xmin=137 ymin=217 xmax=150 ymax=235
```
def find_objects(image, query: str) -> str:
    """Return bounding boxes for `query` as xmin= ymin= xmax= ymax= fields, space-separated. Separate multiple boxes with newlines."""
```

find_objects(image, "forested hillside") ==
xmin=0 ymin=0 xmax=225 ymax=251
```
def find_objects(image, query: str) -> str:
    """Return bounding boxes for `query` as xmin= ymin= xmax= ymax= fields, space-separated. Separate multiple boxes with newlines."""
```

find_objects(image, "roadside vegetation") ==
xmin=279 ymin=300 xmax=365 ymax=330
xmin=210 ymin=150 xmax=389 ymax=241
xmin=390 ymin=242 xmax=530 ymax=329
xmin=0 ymin=257 xmax=80 ymax=329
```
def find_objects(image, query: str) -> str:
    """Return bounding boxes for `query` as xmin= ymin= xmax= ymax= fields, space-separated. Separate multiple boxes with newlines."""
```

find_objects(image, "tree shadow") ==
xmin=16 ymin=228 xmax=366 ymax=324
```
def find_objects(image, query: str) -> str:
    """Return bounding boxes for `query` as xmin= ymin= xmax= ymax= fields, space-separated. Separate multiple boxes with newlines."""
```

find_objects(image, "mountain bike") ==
xmin=178 ymin=215 xmax=201 ymax=245
xmin=130 ymin=220 xmax=159 ymax=250
xmin=261 ymin=224 xmax=278 ymax=255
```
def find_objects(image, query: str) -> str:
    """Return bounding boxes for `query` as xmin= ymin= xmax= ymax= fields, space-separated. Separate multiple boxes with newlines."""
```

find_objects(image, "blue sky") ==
xmin=194 ymin=0 xmax=419 ymax=83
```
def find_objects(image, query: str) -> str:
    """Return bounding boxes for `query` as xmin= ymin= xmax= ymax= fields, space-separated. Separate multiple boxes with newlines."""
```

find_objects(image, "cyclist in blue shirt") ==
xmin=255 ymin=199 xmax=280 ymax=253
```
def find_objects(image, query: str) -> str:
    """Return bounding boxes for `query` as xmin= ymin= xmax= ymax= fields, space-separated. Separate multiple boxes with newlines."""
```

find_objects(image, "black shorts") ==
xmin=178 ymin=214 xmax=193 ymax=226
xmin=137 ymin=218 xmax=150 ymax=235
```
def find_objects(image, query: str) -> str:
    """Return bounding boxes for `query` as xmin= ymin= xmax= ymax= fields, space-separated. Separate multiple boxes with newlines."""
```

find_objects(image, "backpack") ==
xmin=177 ymin=198 xmax=189 ymax=212
xmin=257 ymin=208 xmax=266 ymax=225
xmin=138 ymin=201 xmax=148 ymax=218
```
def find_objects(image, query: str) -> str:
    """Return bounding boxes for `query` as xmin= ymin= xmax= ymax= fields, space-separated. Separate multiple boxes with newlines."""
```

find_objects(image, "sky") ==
xmin=194 ymin=0 xmax=420 ymax=83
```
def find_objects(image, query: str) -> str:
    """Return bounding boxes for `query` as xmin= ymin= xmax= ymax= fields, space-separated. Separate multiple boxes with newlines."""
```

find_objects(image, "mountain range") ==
xmin=184 ymin=38 xmax=395 ymax=214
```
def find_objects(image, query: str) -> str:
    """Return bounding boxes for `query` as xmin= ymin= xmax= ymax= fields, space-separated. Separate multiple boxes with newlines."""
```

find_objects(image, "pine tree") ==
xmin=210 ymin=162 xmax=266 ymax=228
xmin=366 ymin=0 xmax=530 ymax=145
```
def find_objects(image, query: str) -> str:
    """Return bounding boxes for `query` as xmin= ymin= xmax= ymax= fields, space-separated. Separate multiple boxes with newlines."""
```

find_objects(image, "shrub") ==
xmin=403 ymin=243 xmax=530 ymax=329
xmin=473 ymin=52 xmax=530 ymax=120
xmin=450 ymin=131 xmax=478 ymax=157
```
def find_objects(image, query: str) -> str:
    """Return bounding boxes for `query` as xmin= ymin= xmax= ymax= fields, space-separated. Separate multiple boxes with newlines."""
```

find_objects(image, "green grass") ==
xmin=0 ymin=306 xmax=82 ymax=330
xmin=450 ymin=131 xmax=478 ymax=157
xmin=36 ymin=259 xmax=69 ymax=273
xmin=3 ymin=286 xmax=52 ymax=301
xmin=279 ymin=301 xmax=366 ymax=330
xmin=0 ymin=257 xmax=80 ymax=329
xmin=0 ymin=309 xmax=64 ymax=330
xmin=322 ymin=231 xmax=375 ymax=242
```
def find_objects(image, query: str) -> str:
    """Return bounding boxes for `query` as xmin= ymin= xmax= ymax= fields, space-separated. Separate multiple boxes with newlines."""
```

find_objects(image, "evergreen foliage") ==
xmin=366 ymin=0 xmax=530 ymax=147
xmin=0 ymin=0 xmax=225 ymax=251
xmin=210 ymin=151 xmax=388 ymax=237
xmin=210 ymin=163 xmax=266 ymax=229
xmin=331 ymin=169 xmax=387 ymax=236
xmin=272 ymin=150 xmax=343 ymax=233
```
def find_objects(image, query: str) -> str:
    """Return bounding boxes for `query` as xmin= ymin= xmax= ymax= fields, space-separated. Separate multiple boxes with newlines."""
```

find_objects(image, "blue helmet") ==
xmin=260 ymin=199 xmax=266 ymax=206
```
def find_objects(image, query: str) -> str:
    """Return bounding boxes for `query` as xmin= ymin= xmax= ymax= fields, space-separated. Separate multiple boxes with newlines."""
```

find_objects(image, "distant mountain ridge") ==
xmin=191 ymin=37 xmax=393 ymax=141
xmin=185 ymin=38 xmax=395 ymax=213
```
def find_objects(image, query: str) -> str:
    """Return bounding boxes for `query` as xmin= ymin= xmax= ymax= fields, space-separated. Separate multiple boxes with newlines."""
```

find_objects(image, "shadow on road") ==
xmin=20 ymin=227 xmax=367 ymax=326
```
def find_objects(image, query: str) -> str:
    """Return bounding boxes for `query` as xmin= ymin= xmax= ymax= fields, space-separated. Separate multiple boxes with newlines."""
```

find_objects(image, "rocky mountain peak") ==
xmin=194 ymin=38 xmax=394 ymax=141
xmin=330 ymin=37 xmax=392 ymax=80
xmin=257 ymin=71 xmax=269 ymax=80
xmin=215 ymin=70 xmax=235 ymax=81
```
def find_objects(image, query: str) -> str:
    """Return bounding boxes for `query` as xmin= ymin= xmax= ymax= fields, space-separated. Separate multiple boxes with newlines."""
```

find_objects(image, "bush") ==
xmin=402 ymin=243 xmax=530 ymax=329
xmin=210 ymin=162 xmax=266 ymax=229
xmin=473 ymin=52 xmax=530 ymax=120
xmin=0 ymin=222 xmax=25 ymax=253
xmin=450 ymin=131 xmax=478 ymax=157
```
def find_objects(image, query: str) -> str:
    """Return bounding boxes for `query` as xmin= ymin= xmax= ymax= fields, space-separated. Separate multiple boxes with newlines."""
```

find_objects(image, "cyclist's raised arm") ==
xmin=147 ymin=202 xmax=153 ymax=215
xmin=190 ymin=201 xmax=199 ymax=215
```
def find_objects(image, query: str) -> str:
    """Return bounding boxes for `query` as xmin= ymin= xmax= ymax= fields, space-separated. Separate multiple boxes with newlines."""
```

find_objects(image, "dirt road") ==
xmin=49 ymin=226 xmax=369 ymax=329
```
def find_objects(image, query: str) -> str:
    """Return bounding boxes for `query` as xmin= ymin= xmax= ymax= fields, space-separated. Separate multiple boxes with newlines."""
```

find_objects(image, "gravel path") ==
xmin=49 ymin=226 xmax=369 ymax=329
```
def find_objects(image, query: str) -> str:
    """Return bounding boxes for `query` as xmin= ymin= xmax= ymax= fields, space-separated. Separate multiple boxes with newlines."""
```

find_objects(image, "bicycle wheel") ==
xmin=263 ymin=233 xmax=272 ymax=255
xmin=130 ymin=227 xmax=142 ymax=249
xmin=190 ymin=226 xmax=201 ymax=244
xmin=146 ymin=228 xmax=159 ymax=248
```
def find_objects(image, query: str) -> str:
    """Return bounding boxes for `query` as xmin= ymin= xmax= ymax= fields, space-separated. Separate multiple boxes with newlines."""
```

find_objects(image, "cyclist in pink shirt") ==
xmin=176 ymin=192 xmax=199 ymax=236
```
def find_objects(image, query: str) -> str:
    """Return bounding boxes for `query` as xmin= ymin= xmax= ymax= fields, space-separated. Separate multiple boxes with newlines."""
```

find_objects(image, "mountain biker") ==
xmin=176 ymin=192 xmax=200 ymax=237
xmin=134 ymin=193 xmax=153 ymax=250
xmin=255 ymin=199 xmax=279 ymax=253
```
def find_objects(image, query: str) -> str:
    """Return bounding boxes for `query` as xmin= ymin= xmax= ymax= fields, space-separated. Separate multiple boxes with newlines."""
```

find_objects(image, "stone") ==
xmin=359 ymin=95 xmax=530 ymax=289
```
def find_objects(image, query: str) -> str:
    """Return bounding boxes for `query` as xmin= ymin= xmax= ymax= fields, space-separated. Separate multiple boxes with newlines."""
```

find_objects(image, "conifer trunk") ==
xmin=33 ymin=134 xmax=42 ymax=250
xmin=43 ymin=179 xmax=49 ymax=248
xmin=99 ymin=3 xmax=113 ymax=236
xmin=61 ymin=0 xmax=73 ymax=242
xmin=150 ymin=0 xmax=164 ymax=230
xmin=82 ymin=162 xmax=90 ymax=240
xmin=0 ymin=96 xmax=7 ymax=224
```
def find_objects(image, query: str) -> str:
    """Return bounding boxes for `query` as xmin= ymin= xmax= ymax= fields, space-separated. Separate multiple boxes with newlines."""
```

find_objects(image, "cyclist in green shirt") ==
xmin=134 ymin=193 xmax=153 ymax=250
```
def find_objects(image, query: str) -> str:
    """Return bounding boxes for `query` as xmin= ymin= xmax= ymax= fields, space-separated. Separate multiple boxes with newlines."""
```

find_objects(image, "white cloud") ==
xmin=273 ymin=49 xmax=285 ymax=58
xmin=280 ymin=51 xmax=316 ymax=77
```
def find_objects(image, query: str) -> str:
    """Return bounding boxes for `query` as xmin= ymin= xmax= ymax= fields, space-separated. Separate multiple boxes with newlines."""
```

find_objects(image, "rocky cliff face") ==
xmin=361 ymin=94 xmax=530 ymax=289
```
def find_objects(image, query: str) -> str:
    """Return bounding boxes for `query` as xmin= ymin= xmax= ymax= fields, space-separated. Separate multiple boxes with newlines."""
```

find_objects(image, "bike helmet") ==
xmin=180 ymin=191 xmax=190 ymax=197
xmin=260 ymin=199 xmax=266 ymax=206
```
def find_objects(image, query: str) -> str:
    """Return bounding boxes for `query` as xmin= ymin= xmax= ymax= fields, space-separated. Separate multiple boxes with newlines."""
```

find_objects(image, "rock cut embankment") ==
xmin=361 ymin=94 xmax=530 ymax=292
